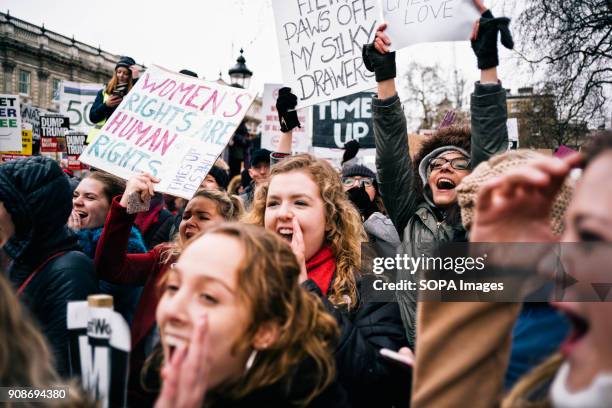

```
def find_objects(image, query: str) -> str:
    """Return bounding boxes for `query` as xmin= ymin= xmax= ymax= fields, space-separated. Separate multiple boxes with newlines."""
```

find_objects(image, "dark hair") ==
xmin=85 ymin=171 xmax=126 ymax=203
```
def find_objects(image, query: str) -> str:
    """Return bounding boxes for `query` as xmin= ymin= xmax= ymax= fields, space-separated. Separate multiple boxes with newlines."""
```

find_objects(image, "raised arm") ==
xmin=470 ymin=5 xmax=514 ymax=168
xmin=363 ymin=23 xmax=419 ymax=235
xmin=275 ymin=87 xmax=301 ymax=153
xmin=412 ymin=7 xmax=519 ymax=407
xmin=95 ymin=173 xmax=161 ymax=285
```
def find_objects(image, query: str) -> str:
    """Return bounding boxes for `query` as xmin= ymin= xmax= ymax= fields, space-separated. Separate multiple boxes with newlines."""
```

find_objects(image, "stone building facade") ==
xmin=0 ymin=11 xmax=143 ymax=112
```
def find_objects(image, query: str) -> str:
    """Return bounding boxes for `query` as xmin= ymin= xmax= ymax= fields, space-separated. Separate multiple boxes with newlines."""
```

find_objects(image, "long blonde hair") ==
xmin=148 ymin=223 xmax=339 ymax=407
xmin=244 ymin=154 xmax=366 ymax=309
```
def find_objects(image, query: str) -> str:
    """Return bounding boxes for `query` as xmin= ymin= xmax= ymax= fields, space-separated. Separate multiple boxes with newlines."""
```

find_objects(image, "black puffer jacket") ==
xmin=0 ymin=156 xmax=97 ymax=376
xmin=304 ymin=275 xmax=410 ymax=408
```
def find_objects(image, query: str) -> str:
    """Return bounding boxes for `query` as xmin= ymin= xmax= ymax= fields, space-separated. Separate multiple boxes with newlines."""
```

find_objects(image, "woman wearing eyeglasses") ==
xmin=363 ymin=2 xmax=517 ymax=405
xmin=341 ymin=164 xmax=400 ymax=257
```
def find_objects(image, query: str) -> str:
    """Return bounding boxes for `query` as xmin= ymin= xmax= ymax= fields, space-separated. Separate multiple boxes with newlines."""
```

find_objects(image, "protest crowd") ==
xmin=1 ymin=0 xmax=612 ymax=407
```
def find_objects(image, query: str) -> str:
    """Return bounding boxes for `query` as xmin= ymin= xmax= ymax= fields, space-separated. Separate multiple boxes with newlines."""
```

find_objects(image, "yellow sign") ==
xmin=0 ymin=130 xmax=33 ymax=155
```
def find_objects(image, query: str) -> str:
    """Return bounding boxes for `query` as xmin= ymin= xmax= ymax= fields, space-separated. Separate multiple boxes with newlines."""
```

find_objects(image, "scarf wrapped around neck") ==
xmin=306 ymin=245 xmax=336 ymax=296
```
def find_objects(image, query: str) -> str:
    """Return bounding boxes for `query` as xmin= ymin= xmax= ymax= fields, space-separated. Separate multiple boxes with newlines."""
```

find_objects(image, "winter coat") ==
xmin=0 ymin=156 xmax=97 ymax=377
xmin=373 ymin=82 xmax=510 ymax=348
xmin=239 ymin=182 xmax=255 ymax=210
xmin=303 ymin=275 xmax=411 ymax=408
xmin=211 ymin=355 xmax=351 ymax=408
xmin=363 ymin=212 xmax=401 ymax=257
xmin=89 ymin=89 xmax=115 ymax=124
xmin=94 ymin=197 xmax=174 ymax=405
xmin=78 ymin=225 xmax=146 ymax=324
xmin=506 ymin=303 xmax=570 ymax=389
xmin=374 ymin=82 xmax=513 ymax=407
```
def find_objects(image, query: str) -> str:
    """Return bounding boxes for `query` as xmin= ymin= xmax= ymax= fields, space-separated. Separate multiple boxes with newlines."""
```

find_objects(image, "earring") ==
xmin=245 ymin=350 xmax=258 ymax=372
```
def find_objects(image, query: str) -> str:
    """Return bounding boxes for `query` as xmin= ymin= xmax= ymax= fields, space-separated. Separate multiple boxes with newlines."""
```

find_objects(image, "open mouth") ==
xmin=165 ymin=334 xmax=188 ymax=360
xmin=75 ymin=210 xmax=88 ymax=219
xmin=559 ymin=310 xmax=589 ymax=356
xmin=184 ymin=229 xmax=198 ymax=240
xmin=436 ymin=178 xmax=456 ymax=190
xmin=277 ymin=227 xmax=293 ymax=243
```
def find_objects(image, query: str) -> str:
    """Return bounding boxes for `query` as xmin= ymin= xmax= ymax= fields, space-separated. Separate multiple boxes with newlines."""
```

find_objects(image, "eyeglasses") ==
xmin=428 ymin=157 xmax=470 ymax=171
xmin=342 ymin=177 xmax=374 ymax=188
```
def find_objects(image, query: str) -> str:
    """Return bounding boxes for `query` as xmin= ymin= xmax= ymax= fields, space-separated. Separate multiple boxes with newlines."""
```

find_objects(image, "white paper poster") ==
xmin=383 ymin=0 xmax=480 ymax=50
xmin=261 ymin=84 xmax=312 ymax=152
xmin=60 ymin=81 xmax=103 ymax=132
xmin=507 ymin=117 xmax=519 ymax=149
xmin=0 ymin=94 xmax=22 ymax=151
xmin=79 ymin=65 xmax=256 ymax=199
xmin=272 ymin=0 xmax=380 ymax=108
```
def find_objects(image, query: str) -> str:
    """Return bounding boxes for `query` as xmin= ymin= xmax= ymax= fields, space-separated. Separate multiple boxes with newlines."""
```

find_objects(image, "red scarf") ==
xmin=306 ymin=246 xmax=336 ymax=296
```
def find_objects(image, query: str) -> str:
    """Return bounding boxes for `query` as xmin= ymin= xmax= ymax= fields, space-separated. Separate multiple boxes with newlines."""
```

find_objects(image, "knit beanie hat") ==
xmin=208 ymin=166 xmax=229 ymax=190
xmin=418 ymin=146 xmax=471 ymax=188
xmin=115 ymin=56 xmax=136 ymax=71
xmin=342 ymin=164 xmax=376 ymax=179
xmin=457 ymin=149 xmax=574 ymax=235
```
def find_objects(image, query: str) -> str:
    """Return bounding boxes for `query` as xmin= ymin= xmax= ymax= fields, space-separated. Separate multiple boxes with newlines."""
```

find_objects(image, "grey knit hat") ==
xmin=342 ymin=164 xmax=376 ymax=179
xmin=418 ymin=145 xmax=471 ymax=188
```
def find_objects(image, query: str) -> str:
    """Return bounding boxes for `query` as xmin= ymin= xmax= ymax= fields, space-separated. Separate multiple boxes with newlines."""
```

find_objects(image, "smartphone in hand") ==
xmin=380 ymin=348 xmax=414 ymax=367
xmin=113 ymin=83 xmax=128 ymax=97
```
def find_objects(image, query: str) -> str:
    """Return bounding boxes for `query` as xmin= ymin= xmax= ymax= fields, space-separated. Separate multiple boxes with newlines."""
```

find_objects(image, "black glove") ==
xmin=362 ymin=43 xmax=396 ymax=82
xmin=347 ymin=186 xmax=377 ymax=220
xmin=276 ymin=87 xmax=301 ymax=133
xmin=471 ymin=10 xmax=514 ymax=70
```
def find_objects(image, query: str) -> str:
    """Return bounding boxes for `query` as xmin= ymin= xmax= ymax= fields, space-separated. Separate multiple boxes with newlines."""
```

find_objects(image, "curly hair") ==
xmin=148 ymin=223 xmax=339 ymax=407
xmin=243 ymin=154 xmax=366 ymax=309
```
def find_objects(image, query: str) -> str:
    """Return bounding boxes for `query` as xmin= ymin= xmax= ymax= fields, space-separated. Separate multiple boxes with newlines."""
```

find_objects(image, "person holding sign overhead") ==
xmin=362 ymin=0 xmax=514 ymax=405
xmin=87 ymin=56 xmax=136 ymax=144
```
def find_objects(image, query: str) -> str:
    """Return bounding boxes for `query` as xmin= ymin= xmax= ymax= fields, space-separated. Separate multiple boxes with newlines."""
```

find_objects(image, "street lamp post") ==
xmin=228 ymin=48 xmax=253 ymax=89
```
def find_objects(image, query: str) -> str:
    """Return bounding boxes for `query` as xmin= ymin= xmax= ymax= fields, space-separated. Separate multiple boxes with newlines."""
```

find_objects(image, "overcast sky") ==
xmin=4 ymin=0 xmax=528 ymax=98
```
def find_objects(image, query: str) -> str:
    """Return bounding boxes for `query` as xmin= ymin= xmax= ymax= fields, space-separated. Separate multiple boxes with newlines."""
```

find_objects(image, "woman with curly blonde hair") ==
xmin=244 ymin=154 xmax=409 ymax=408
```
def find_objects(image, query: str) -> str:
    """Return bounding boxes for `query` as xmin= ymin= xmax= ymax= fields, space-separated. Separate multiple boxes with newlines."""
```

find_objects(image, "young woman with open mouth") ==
xmin=93 ymin=173 xmax=243 ymax=405
xmin=468 ymin=130 xmax=612 ymax=407
xmin=149 ymin=223 xmax=349 ymax=407
xmin=245 ymin=154 xmax=410 ymax=408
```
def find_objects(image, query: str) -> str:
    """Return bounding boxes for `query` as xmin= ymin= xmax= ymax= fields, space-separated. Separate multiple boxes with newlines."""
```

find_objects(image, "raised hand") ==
xmin=67 ymin=210 xmax=82 ymax=231
xmin=470 ymin=8 xmax=514 ymax=70
xmin=362 ymin=23 xmax=396 ymax=83
xmin=105 ymin=95 xmax=123 ymax=108
xmin=470 ymin=154 xmax=582 ymax=243
xmin=119 ymin=173 xmax=160 ymax=208
xmin=276 ymin=87 xmax=301 ymax=133
xmin=290 ymin=216 xmax=308 ymax=283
